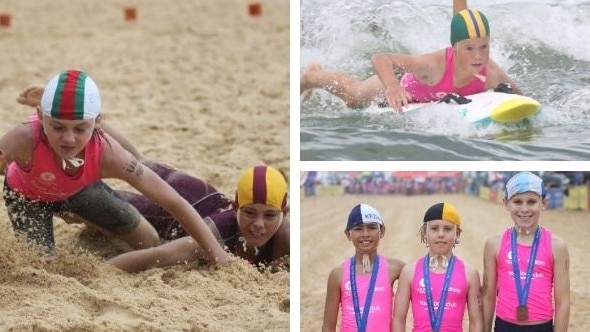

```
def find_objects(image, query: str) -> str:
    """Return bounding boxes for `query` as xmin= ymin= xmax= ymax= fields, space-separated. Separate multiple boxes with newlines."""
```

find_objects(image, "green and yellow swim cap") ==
xmin=450 ymin=9 xmax=490 ymax=45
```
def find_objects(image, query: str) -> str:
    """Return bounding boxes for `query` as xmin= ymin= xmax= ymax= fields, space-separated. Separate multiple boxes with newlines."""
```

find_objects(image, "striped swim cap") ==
xmin=40 ymin=70 xmax=101 ymax=120
xmin=423 ymin=202 xmax=461 ymax=227
xmin=450 ymin=9 xmax=490 ymax=45
xmin=346 ymin=203 xmax=384 ymax=231
xmin=236 ymin=166 xmax=288 ymax=210
xmin=505 ymin=172 xmax=546 ymax=199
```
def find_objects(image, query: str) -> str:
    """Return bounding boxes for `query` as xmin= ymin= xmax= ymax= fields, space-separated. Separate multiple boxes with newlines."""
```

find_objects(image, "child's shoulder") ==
xmin=397 ymin=259 xmax=417 ymax=281
xmin=327 ymin=264 xmax=344 ymax=283
xmin=485 ymin=232 xmax=503 ymax=244
xmin=384 ymin=256 xmax=405 ymax=268
xmin=412 ymin=48 xmax=447 ymax=66
xmin=549 ymin=231 xmax=568 ymax=251
xmin=457 ymin=258 xmax=480 ymax=276
xmin=4 ymin=121 xmax=36 ymax=147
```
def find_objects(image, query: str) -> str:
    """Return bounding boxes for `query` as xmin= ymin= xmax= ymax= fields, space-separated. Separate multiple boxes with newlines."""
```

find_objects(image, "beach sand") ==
xmin=301 ymin=194 xmax=590 ymax=331
xmin=0 ymin=0 xmax=289 ymax=331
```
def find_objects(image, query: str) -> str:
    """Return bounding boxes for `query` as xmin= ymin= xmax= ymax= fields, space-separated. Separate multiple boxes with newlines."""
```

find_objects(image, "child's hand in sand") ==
xmin=17 ymin=86 xmax=44 ymax=107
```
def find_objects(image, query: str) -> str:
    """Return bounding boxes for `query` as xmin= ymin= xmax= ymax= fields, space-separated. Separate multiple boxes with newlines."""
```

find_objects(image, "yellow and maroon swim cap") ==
xmin=423 ymin=202 xmax=461 ymax=227
xmin=235 ymin=166 xmax=288 ymax=210
xmin=450 ymin=9 xmax=490 ymax=45
xmin=40 ymin=70 xmax=101 ymax=120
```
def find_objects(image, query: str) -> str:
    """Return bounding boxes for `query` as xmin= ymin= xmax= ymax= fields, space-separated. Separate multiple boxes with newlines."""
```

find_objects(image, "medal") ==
xmin=516 ymin=305 xmax=528 ymax=321
xmin=424 ymin=254 xmax=456 ymax=332
xmin=510 ymin=227 xmax=540 ymax=322
xmin=350 ymin=255 xmax=380 ymax=332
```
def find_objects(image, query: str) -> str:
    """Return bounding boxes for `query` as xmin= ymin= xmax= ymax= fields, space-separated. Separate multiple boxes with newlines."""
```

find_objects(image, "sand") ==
xmin=0 ymin=0 xmax=289 ymax=331
xmin=301 ymin=194 xmax=590 ymax=331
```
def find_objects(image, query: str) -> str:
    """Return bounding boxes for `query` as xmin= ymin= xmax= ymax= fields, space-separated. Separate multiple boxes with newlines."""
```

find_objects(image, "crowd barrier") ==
xmin=316 ymin=185 xmax=344 ymax=197
xmin=304 ymin=183 xmax=590 ymax=212
xmin=564 ymin=185 xmax=589 ymax=211
xmin=300 ymin=185 xmax=344 ymax=199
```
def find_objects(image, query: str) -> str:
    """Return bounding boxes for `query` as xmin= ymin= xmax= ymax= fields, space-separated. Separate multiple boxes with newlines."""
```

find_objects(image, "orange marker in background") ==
xmin=248 ymin=3 xmax=262 ymax=17
xmin=0 ymin=14 xmax=12 ymax=28
xmin=124 ymin=7 xmax=137 ymax=21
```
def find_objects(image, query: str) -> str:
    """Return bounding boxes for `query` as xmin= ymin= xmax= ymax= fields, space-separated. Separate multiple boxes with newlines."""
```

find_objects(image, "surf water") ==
xmin=300 ymin=0 xmax=590 ymax=160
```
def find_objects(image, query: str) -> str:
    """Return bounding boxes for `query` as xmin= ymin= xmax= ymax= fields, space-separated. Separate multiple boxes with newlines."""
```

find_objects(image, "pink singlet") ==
xmin=400 ymin=47 xmax=487 ymax=102
xmin=410 ymin=256 xmax=467 ymax=332
xmin=340 ymin=254 xmax=393 ymax=332
xmin=496 ymin=227 xmax=554 ymax=322
xmin=6 ymin=116 xmax=105 ymax=202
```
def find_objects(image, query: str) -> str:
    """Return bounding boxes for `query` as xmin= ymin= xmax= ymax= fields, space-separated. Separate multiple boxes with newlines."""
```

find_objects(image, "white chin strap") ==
xmin=517 ymin=227 xmax=533 ymax=235
xmin=429 ymin=255 xmax=449 ymax=270
xmin=362 ymin=254 xmax=372 ymax=273
xmin=235 ymin=209 xmax=284 ymax=257
xmin=276 ymin=212 xmax=284 ymax=227
xmin=62 ymin=157 xmax=85 ymax=170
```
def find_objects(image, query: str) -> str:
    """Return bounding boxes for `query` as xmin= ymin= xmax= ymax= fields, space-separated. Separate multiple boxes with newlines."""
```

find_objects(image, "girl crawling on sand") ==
xmin=0 ymin=70 xmax=229 ymax=268
xmin=9 ymin=84 xmax=290 ymax=272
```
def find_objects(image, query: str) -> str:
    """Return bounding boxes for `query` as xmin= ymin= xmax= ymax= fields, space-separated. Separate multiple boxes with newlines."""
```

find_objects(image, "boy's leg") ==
xmin=62 ymin=181 xmax=159 ymax=250
xmin=16 ymin=86 xmax=44 ymax=107
xmin=117 ymin=219 xmax=161 ymax=249
xmin=301 ymin=62 xmax=383 ymax=108
xmin=3 ymin=180 xmax=56 ymax=253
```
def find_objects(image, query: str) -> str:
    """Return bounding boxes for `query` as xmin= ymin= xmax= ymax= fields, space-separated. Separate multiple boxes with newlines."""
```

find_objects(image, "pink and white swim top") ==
xmin=6 ymin=115 xmax=106 ymax=202
xmin=496 ymin=227 xmax=554 ymax=322
xmin=410 ymin=256 xmax=467 ymax=332
xmin=400 ymin=47 xmax=487 ymax=102
xmin=340 ymin=254 xmax=393 ymax=332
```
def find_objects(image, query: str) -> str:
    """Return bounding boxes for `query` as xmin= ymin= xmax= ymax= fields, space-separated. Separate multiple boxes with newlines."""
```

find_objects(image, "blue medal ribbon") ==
xmin=350 ymin=255 xmax=380 ymax=332
xmin=423 ymin=254 xmax=456 ymax=332
xmin=510 ymin=227 xmax=541 ymax=308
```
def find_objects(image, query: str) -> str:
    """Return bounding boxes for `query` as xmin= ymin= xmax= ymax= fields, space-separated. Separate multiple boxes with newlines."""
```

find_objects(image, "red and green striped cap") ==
xmin=40 ymin=70 xmax=101 ymax=120
xmin=235 ymin=166 xmax=288 ymax=210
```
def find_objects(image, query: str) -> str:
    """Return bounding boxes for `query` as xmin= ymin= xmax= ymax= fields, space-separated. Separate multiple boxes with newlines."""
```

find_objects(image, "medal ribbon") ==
xmin=350 ymin=255 xmax=380 ymax=332
xmin=510 ymin=227 xmax=541 ymax=307
xmin=423 ymin=254 xmax=456 ymax=332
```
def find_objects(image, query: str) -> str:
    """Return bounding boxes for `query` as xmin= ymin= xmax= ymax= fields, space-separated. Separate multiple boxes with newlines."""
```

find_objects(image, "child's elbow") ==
xmin=371 ymin=53 xmax=387 ymax=65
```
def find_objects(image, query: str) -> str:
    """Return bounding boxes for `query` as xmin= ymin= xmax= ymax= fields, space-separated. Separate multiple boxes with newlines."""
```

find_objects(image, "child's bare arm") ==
xmin=453 ymin=0 xmax=468 ymax=14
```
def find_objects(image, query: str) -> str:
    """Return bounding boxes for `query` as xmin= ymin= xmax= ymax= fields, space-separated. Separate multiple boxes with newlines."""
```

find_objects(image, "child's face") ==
xmin=42 ymin=116 xmax=96 ymax=160
xmin=504 ymin=191 xmax=547 ymax=229
xmin=454 ymin=37 xmax=490 ymax=74
xmin=237 ymin=203 xmax=284 ymax=248
xmin=424 ymin=219 xmax=458 ymax=256
xmin=346 ymin=223 xmax=384 ymax=254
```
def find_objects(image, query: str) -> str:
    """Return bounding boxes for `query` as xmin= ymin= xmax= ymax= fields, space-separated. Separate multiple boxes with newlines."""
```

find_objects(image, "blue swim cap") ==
xmin=346 ymin=203 xmax=384 ymax=230
xmin=505 ymin=172 xmax=546 ymax=199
